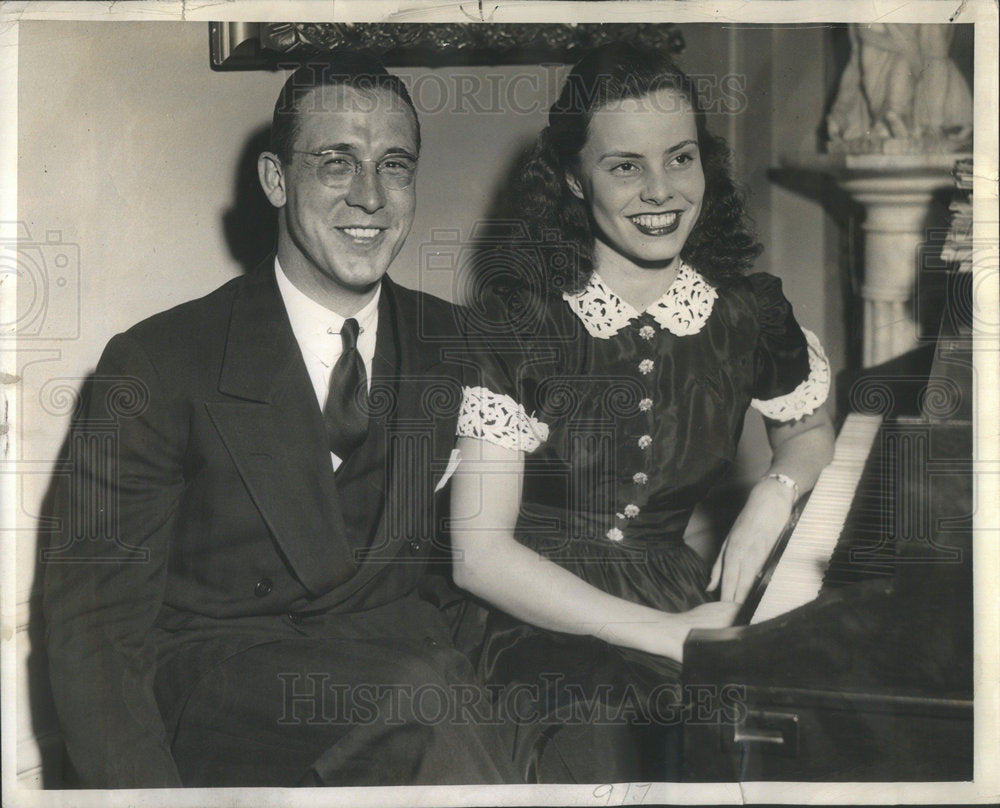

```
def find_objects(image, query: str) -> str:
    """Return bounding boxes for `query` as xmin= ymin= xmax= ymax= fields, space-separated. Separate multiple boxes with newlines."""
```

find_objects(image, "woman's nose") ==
xmin=639 ymin=169 xmax=673 ymax=205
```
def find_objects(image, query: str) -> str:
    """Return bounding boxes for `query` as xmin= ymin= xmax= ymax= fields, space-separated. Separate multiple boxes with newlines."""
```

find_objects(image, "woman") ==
xmin=452 ymin=43 xmax=835 ymax=782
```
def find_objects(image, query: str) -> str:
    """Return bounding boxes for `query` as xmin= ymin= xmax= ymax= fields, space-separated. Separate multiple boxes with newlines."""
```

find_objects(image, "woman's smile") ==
xmin=628 ymin=211 xmax=682 ymax=235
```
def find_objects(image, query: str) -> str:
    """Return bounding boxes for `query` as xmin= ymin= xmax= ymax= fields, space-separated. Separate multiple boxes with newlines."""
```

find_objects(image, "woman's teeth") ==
xmin=630 ymin=212 xmax=678 ymax=229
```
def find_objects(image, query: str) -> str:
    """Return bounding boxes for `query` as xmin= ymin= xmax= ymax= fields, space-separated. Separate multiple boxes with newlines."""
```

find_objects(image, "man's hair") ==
xmin=270 ymin=50 xmax=421 ymax=161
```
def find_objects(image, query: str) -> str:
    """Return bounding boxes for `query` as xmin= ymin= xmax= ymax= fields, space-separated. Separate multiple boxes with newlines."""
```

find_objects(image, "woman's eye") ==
xmin=609 ymin=161 xmax=640 ymax=176
xmin=671 ymin=151 xmax=698 ymax=167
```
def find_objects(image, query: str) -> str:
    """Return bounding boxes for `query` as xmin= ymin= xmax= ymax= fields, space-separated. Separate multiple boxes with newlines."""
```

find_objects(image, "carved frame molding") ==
xmin=209 ymin=22 xmax=684 ymax=69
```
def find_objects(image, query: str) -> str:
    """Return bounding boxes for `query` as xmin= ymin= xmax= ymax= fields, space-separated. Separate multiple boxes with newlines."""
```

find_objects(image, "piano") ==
xmin=681 ymin=275 xmax=974 ymax=781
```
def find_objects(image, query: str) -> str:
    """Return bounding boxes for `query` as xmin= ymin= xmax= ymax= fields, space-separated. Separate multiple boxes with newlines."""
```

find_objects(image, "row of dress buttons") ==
xmin=608 ymin=322 xmax=657 ymax=543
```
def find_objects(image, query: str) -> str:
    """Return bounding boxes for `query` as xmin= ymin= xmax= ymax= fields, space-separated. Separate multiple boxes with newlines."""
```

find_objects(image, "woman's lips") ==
xmin=628 ymin=211 xmax=680 ymax=236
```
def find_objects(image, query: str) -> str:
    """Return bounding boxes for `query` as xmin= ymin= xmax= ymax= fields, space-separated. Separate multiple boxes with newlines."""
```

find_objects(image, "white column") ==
xmin=841 ymin=167 xmax=952 ymax=365
xmin=785 ymin=154 xmax=962 ymax=367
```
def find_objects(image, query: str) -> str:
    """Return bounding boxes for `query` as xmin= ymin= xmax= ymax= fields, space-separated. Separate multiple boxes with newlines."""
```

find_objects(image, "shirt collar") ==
xmin=274 ymin=257 xmax=380 ymax=357
xmin=562 ymin=261 xmax=717 ymax=339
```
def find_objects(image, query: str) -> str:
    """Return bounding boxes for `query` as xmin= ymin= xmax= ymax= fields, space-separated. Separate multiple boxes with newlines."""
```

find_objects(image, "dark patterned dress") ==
xmin=456 ymin=263 xmax=830 ymax=780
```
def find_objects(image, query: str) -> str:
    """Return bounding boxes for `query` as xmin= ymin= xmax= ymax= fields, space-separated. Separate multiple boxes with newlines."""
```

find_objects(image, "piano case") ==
xmin=681 ymin=337 xmax=974 ymax=781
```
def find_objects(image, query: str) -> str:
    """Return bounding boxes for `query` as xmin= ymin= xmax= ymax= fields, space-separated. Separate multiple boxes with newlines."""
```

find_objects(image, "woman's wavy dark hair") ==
xmin=513 ymin=42 xmax=762 ymax=294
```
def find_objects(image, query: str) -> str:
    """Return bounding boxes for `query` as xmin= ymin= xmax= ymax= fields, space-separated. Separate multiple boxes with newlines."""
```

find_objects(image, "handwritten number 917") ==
xmin=592 ymin=783 xmax=652 ymax=804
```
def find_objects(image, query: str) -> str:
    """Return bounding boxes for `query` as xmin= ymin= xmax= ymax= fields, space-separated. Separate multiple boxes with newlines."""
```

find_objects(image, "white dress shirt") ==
xmin=275 ymin=258 xmax=380 ymax=470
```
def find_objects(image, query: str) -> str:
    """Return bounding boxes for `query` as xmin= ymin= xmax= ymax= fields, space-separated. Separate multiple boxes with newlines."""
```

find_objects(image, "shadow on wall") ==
xmin=455 ymin=135 xmax=565 ymax=312
xmin=29 ymin=374 xmax=99 ymax=787
xmin=223 ymin=125 xmax=278 ymax=274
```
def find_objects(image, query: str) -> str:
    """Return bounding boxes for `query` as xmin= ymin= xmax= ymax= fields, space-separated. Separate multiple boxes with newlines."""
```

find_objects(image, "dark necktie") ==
xmin=324 ymin=318 xmax=369 ymax=462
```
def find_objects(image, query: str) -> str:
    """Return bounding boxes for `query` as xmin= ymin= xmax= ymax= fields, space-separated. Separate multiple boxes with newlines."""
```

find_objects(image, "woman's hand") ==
xmin=707 ymin=477 xmax=796 ymax=603
xmin=709 ymin=409 xmax=835 ymax=603
xmin=639 ymin=601 xmax=742 ymax=663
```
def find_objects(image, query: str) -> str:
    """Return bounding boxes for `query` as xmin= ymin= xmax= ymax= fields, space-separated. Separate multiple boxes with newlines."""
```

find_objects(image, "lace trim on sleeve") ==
xmin=751 ymin=328 xmax=831 ymax=421
xmin=457 ymin=385 xmax=549 ymax=452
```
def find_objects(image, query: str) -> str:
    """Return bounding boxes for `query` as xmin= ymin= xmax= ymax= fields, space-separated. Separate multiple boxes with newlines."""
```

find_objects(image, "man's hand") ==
xmin=707 ymin=477 xmax=796 ymax=603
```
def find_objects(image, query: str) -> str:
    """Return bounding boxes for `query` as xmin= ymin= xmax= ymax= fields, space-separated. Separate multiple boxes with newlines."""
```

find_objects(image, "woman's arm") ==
xmin=707 ymin=407 xmax=836 ymax=603
xmin=451 ymin=436 xmax=739 ymax=663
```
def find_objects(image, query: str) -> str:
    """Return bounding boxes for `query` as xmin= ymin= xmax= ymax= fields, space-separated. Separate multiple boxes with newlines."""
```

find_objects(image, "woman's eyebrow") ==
xmin=598 ymin=150 xmax=644 ymax=160
xmin=665 ymin=139 xmax=698 ymax=154
xmin=598 ymin=139 xmax=698 ymax=161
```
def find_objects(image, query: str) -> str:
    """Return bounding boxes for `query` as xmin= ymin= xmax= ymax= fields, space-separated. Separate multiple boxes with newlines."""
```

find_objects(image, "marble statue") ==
xmin=827 ymin=24 xmax=972 ymax=154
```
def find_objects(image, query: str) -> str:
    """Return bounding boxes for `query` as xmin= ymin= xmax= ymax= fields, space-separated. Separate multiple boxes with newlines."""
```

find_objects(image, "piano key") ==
xmin=751 ymin=413 xmax=883 ymax=624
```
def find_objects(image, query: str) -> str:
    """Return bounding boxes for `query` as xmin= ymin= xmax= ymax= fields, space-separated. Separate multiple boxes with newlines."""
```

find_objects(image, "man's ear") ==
xmin=565 ymin=170 xmax=585 ymax=201
xmin=258 ymin=152 xmax=287 ymax=208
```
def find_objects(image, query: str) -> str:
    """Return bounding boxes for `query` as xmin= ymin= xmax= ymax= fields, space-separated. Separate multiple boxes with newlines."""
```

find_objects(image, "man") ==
xmin=42 ymin=52 xmax=516 ymax=788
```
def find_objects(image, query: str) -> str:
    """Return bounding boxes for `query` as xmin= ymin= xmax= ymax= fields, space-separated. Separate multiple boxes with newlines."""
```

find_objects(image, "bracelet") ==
xmin=764 ymin=472 xmax=799 ymax=501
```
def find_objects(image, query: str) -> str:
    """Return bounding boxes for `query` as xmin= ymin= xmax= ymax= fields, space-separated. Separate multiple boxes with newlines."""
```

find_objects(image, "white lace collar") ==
xmin=562 ymin=262 xmax=718 ymax=339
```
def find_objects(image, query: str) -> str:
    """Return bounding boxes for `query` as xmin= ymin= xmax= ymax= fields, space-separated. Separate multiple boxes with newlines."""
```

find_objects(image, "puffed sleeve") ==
xmin=747 ymin=273 xmax=831 ymax=422
xmin=457 ymin=287 xmax=550 ymax=452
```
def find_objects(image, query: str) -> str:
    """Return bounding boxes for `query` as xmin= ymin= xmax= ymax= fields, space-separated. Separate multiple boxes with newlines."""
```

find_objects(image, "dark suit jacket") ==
xmin=42 ymin=265 xmax=467 ymax=787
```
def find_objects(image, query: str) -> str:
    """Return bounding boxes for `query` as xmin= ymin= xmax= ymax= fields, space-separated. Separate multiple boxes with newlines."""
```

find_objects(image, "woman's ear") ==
xmin=565 ymin=170 xmax=585 ymax=201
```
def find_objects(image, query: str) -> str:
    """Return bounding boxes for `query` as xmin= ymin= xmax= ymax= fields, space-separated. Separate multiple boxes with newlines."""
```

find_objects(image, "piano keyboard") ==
xmin=750 ymin=412 xmax=883 ymax=624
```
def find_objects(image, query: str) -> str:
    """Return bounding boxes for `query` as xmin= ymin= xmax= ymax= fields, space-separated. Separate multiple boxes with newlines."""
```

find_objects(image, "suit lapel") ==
xmin=377 ymin=279 xmax=448 ymax=555
xmin=325 ymin=279 xmax=458 ymax=598
xmin=333 ymin=279 xmax=416 ymax=578
xmin=379 ymin=277 xmax=465 ymax=502
xmin=205 ymin=266 xmax=356 ymax=597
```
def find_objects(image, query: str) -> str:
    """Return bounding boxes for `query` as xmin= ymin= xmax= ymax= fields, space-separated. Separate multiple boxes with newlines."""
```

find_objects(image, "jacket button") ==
xmin=254 ymin=578 xmax=273 ymax=597
xmin=409 ymin=539 xmax=423 ymax=553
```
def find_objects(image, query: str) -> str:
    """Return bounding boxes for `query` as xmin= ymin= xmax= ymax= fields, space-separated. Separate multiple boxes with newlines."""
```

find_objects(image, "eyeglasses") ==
xmin=290 ymin=150 xmax=417 ymax=190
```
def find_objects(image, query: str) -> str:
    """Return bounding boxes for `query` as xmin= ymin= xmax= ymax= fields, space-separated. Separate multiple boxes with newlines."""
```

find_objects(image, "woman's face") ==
xmin=567 ymin=87 xmax=705 ymax=270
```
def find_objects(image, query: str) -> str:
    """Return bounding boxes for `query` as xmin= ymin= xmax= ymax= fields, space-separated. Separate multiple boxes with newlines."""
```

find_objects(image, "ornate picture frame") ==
xmin=209 ymin=21 xmax=684 ymax=69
